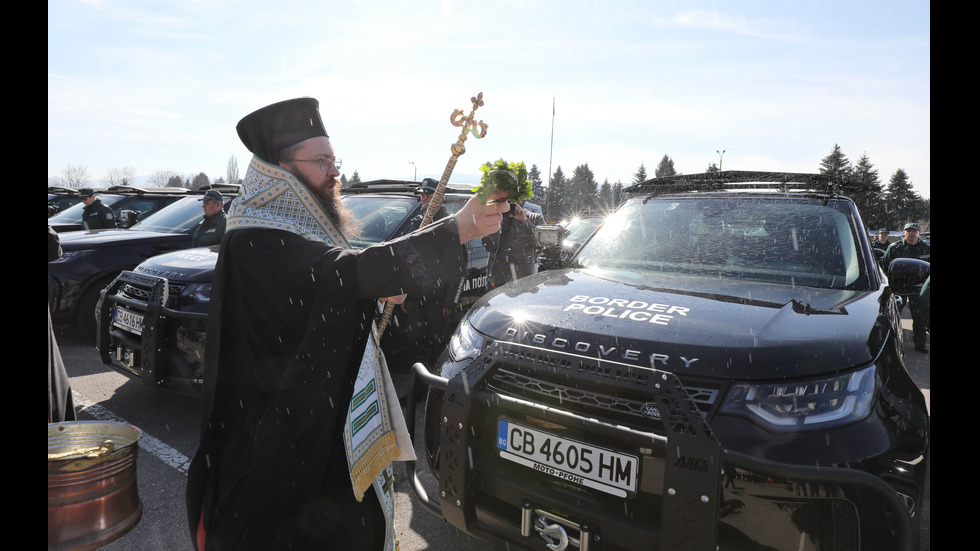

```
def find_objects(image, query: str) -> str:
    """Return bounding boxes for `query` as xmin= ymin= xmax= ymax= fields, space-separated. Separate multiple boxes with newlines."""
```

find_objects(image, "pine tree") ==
xmin=818 ymin=144 xmax=853 ymax=181
xmin=612 ymin=181 xmax=624 ymax=208
xmin=348 ymin=171 xmax=361 ymax=186
xmin=654 ymin=155 xmax=676 ymax=178
xmin=598 ymin=179 xmax=613 ymax=212
xmin=528 ymin=164 xmax=545 ymax=205
xmin=568 ymin=163 xmax=598 ymax=215
xmin=632 ymin=163 xmax=648 ymax=185
xmin=850 ymin=154 xmax=885 ymax=230
xmin=548 ymin=166 xmax=568 ymax=222
xmin=885 ymin=169 xmax=921 ymax=228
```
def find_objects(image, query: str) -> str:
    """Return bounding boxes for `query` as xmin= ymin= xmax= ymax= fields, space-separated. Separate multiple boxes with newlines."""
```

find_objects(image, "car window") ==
xmin=48 ymin=195 xmax=129 ymax=224
xmin=565 ymin=217 xmax=603 ymax=242
xmin=340 ymin=194 xmax=476 ymax=251
xmin=130 ymin=197 xmax=212 ymax=233
xmin=576 ymin=196 xmax=867 ymax=290
xmin=121 ymin=198 xmax=173 ymax=222
xmin=342 ymin=195 xmax=418 ymax=248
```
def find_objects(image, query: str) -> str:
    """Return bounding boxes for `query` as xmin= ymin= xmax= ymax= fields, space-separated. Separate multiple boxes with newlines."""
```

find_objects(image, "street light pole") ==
xmin=409 ymin=161 xmax=416 ymax=181
xmin=716 ymin=150 xmax=725 ymax=171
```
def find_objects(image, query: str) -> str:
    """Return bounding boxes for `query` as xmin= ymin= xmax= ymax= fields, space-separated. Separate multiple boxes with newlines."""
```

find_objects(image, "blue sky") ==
xmin=48 ymin=0 xmax=930 ymax=199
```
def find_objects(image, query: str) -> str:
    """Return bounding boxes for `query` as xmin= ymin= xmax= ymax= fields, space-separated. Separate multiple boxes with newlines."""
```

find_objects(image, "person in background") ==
xmin=872 ymin=228 xmax=891 ymax=253
xmin=79 ymin=188 xmax=116 ymax=230
xmin=185 ymin=97 xmax=507 ymax=551
xmin=883 ymin=222 xmax=931 ymax=352
xmin=483 ymin=199 xmax=545 ymax=289
xmin=191 ymin=189 xmax=227 ymax=247
xmin=401 ymin=177 xmax=461 ymax=366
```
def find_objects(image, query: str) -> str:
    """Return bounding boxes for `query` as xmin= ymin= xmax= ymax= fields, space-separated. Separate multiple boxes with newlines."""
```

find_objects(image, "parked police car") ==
xmin=48 ymin=186 xmax=83 ymax=217
xmin=49 ymin=187 xmax=237 ymax=338
xmin=408 ymin=171 xmax=929 ymax=551
xmin=48 ymin=185 xmax=191 ymax=232
xmin=96 ymin=180 xmax=496 ymax=395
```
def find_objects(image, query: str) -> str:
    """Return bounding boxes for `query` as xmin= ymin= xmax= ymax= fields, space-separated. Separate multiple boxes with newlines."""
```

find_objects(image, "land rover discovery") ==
xmin=408 ymin=171 xmax=929 ymax=551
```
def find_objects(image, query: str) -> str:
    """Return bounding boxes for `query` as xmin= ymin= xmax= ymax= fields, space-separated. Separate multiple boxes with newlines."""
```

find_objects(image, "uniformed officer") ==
xmin=871 ymin=228 xmax=891 ymax=253
xmin=79 ymin=188 xmax=116 ymax=230
xmin=403 ymin=178 xmax=458 ymax=365
xmin=883 ymin=222 xmax=931 ymax=352
xmin=191 ymin=189 xmax=227 ymax=247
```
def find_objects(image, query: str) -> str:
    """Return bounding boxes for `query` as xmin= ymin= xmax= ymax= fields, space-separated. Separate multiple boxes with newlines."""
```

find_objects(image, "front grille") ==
xmin=831 ymin=500 xmax=859 ymax=551
xmin=118 ymin=281 xmax=185 ymax=309
xmin=489 ymin=368 xmax=719 ymax=429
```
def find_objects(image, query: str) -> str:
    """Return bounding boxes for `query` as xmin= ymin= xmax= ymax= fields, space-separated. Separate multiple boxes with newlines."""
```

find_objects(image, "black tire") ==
xmin=76 ymin=277 xmax=114 ymax=340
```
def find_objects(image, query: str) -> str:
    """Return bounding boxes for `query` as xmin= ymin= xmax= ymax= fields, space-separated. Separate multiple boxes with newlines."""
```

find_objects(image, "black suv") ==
xmin=48 ymin=186 xmax=84 ymax=217
xmin=409 ymin=171 xmax=930 ymax=551
xmin=49 ymin=186 xmax=238 ymax=338
xmin=48 ymin=185 xmax=190 ymax=232
xmin=96 ymin=180 xmax=493 ymax=395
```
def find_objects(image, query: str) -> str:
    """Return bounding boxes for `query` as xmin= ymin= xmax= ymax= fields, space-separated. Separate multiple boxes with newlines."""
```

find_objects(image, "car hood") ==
xmin=58 ymin=229 xmax=189 ymax=250
xmin=133 ymin=247 xmax=218 ymax=283
xmin=465 ymin=268 xmax=885 ymax=380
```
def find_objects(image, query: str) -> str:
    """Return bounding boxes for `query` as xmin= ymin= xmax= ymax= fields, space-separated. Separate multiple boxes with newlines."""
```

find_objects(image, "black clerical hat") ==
xmin=236 ymin=97 xmax=329 ymax=165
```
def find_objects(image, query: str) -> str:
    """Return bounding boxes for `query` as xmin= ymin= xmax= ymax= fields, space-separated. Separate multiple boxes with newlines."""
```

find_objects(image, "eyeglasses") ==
xmin=290 ymin=157 xmax=342 ymax=171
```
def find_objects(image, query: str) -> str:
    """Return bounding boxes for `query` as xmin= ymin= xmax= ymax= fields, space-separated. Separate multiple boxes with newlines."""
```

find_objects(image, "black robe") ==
xmin=186 ymin=217 xmax=466 ymax=550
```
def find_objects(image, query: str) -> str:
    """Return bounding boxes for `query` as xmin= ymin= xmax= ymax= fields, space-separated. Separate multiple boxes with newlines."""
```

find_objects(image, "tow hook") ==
xmin=535 ymin=516 xmax=569 ymax=551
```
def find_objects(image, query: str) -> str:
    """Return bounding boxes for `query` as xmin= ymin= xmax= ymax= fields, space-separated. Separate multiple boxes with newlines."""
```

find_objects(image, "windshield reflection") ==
xmin=575 ymin=197 xmax=868 ymax=290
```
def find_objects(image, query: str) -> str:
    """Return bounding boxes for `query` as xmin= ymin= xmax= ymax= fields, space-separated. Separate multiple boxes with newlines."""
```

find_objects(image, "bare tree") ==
xmin=61 ymin=164 xmax=91 ymax=188
xmin=101 ymin=168 xmax=123 ymax=187
xmin=147 ymin=170 xmax=180 ymax=187
xmin=119 ymin=166 xmax=138 ymax=186
xmin=226 ymin=156 xmax=240 ymax=184
xmin=101 ymin=166 xmax=142 ymax=187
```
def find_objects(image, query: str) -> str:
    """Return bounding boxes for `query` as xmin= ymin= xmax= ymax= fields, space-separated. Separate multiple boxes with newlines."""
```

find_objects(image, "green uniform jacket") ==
xmin=882 ymin=238 xmax=930 ymax=269
xmin=82 ymin=199 xmax=116 ymax=229
xmin=191 ymin=211 xmax=227 ymax=247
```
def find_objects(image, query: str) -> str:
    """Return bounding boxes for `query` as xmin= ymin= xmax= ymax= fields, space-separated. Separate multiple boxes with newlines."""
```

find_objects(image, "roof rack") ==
xmin=624 ymin=170 xmax=871 ymax=196
xmin=343 ymin=180 xmax=418 ymax=194
xmin=105 ymin=185 xmax=190 ymax=195
xmin=47 ymin=186 xmax=79 ymax=195
xmin=192 ymin=183 xmax=242 ymax=194
xmin=343 ymin=180 xmax=476 ymax=195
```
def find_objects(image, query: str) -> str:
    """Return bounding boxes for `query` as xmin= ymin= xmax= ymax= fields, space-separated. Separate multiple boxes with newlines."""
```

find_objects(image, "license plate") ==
xmin=113 ymin=306 xmax=144 ymax=335
xmin=497 ymin=419 xmax=638 ymax=497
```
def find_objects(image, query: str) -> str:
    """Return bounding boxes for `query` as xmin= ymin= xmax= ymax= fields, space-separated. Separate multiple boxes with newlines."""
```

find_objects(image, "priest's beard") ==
xmin=305 ymin=176 xmax=360 ymax=239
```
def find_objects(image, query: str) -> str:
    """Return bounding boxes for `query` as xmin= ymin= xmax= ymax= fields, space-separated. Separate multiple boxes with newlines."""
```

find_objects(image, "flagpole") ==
xmin=547 ymin=97 xmax=555 ymax=221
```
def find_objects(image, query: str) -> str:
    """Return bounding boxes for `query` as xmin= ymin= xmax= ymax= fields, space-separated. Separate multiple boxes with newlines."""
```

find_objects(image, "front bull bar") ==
xmin=404 ymin=341 xmax=913 ymax=551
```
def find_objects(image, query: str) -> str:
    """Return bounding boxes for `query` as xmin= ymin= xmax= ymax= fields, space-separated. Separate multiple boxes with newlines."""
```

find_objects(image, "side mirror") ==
xmin=887 ymin=257 xmax=930 ymax=296
xmin=120 ymin=209 xmax=140 ymax=228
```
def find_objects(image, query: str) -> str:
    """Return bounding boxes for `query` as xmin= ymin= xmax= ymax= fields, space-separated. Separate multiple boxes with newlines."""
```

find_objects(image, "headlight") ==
xmin=443 ymin=321 xmax=489 ymax=373
xmin=178 ymin=282 xmax=212 ymax=311
xmin=719 ymin=364 xmax=876 ymax=432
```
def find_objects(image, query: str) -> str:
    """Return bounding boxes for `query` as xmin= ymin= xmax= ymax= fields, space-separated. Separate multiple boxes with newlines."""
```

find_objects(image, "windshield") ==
xmin=342 ymin=195 xmax=419 ymax=248
xmin=340 ymin=194 xmax=471 ymax=249
xmin=48 ymin=195 xmax=127 ymax=224
xmin=575 ymin=196 xmax=869 ymax=290
xmin=565 ymin=216 xmax=604 ymax=243
xmin=130 ymin=197 xmax=207 ymax=233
